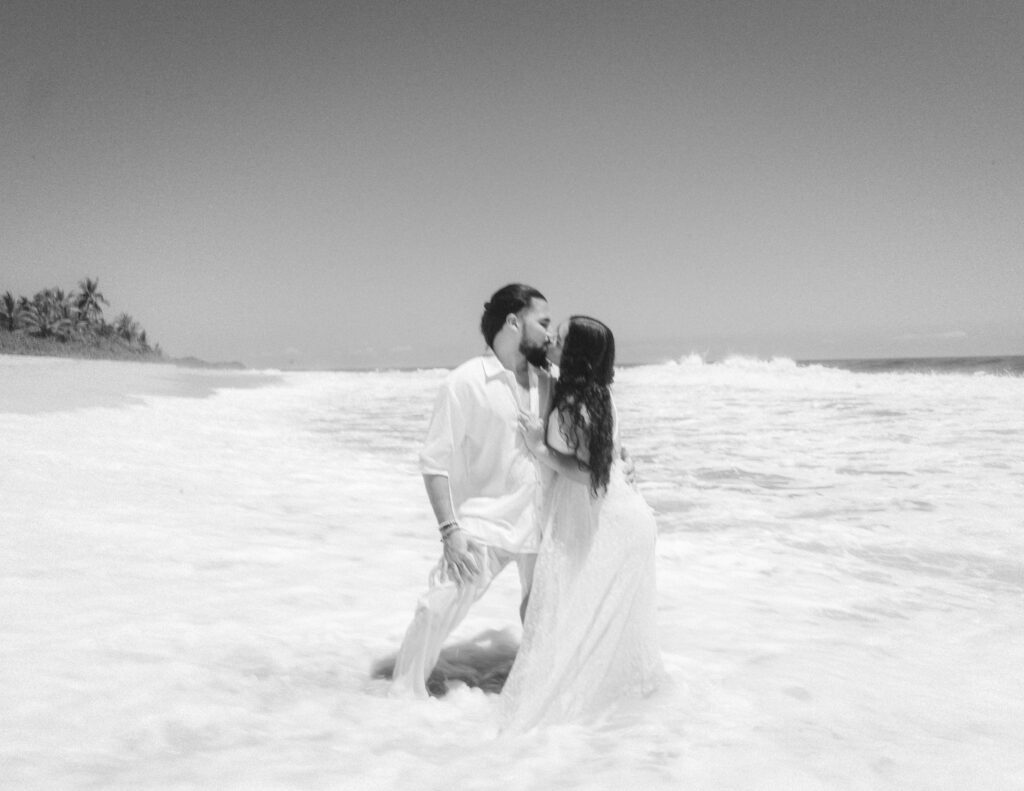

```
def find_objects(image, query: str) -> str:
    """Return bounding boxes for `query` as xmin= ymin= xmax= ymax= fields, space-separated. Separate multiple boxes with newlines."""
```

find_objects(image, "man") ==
xmin=389 ymin=283 xmax=554 ymax=698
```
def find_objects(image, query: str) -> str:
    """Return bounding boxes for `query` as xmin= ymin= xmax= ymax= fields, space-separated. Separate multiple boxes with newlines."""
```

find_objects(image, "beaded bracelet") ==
xmin=438 ymin=519 xmax=460 ymax=541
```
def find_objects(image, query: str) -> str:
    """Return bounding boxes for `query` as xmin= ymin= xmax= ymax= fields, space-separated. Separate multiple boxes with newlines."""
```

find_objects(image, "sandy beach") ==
xmin=0 ymin=356 xmax=278 ymax=414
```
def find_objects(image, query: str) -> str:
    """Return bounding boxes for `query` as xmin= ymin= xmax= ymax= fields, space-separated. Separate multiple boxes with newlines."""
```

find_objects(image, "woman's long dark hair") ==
xmin=551 ymin=315 xmax=616 ymax=495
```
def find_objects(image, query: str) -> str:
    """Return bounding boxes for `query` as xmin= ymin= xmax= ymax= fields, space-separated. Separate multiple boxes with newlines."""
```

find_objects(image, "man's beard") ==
xmin=521 ymin=340 xmax=550 ymax=370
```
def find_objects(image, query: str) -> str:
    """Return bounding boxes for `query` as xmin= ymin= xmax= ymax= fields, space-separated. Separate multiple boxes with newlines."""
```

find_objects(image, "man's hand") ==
xmin=518 ymin=410 xmax=546 ymax=454
xmin=621 ymin=447 xmax=638 ymax=488
xmin=441 ymin=528 xmax=484 ymax=587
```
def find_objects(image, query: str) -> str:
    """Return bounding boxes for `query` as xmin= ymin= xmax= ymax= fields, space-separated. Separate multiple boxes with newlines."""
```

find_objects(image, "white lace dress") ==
xmin=501 ymin=409 xmax=664 ymax=732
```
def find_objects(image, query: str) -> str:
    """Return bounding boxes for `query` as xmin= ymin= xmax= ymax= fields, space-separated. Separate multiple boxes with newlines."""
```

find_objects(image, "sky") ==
xmin=2 ymin=0 xmax=1022 ymax=369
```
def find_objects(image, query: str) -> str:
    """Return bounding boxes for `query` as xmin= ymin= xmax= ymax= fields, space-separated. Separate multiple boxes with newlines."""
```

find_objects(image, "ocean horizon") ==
xmin=273 ymin=353 xmax=1024 ymax=377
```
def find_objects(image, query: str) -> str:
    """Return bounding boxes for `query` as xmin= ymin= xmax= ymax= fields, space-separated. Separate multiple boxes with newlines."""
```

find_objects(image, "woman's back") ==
xmin=501 ymin=414 xmax=663 ymax=732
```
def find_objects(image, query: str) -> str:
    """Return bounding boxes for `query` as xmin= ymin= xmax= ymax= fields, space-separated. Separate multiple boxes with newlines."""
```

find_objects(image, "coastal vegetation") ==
xmin=0 ymin=278 xmax=164 ymax=362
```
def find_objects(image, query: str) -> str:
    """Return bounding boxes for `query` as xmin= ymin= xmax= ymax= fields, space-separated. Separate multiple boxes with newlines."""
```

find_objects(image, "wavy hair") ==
xmin=551 ymin=315 xmax=616 ymax=495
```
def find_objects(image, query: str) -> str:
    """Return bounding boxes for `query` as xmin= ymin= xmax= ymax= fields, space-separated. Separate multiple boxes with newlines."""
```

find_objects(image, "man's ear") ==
xmin=506 ymin=313 xmax=519 ymax=330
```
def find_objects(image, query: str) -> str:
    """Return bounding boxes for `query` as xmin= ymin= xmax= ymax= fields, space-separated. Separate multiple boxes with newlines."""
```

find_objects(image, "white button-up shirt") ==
xmin=419 ymin=352 xmax=553 ymax=553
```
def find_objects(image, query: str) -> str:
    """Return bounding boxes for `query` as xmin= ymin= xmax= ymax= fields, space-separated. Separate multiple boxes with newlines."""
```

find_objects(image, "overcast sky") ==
xmin=2 ymin=0 xmax=1022 ymax=368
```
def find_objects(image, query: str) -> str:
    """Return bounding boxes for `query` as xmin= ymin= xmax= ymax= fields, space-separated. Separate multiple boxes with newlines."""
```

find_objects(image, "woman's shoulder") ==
xmin=547 ymin=407 xmax=575 ymax=453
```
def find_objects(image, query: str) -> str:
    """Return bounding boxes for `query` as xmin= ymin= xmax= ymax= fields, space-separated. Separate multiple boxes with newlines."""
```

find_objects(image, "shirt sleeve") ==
xmin=418 ymin=378 xmax=465 ymax=476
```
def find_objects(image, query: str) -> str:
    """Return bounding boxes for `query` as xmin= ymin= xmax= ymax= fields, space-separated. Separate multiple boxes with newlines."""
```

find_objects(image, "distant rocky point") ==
xmin=170 ymin=356 xmax=247 ymax=370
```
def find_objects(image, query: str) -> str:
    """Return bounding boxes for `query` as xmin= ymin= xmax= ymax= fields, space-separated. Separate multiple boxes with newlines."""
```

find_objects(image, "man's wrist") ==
xmin=438 ymin=519 xmax=460 ymax=541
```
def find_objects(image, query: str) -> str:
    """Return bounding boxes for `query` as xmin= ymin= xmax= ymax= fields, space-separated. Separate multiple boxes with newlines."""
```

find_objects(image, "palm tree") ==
xmin=21 ymin=304 xmax=74 ymax=340
xmin=114 ymin=312 xmax=140 ymax=344
xmin=57 ymin=289 xmax=83 ymax=335
xmin=23 ymin=288 xmax=77 ymax=340
xmin=74 ymin=277 xmax=109 ymax=326
xmin=0 ymin=291 xmax=19 ymax=331
xmin=17 ymin=296 xmax=31 ymax=327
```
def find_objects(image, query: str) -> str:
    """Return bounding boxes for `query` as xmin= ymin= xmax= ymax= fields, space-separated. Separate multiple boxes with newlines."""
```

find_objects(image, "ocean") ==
xmin=1 ymin=354 xmax=1022 ymax=790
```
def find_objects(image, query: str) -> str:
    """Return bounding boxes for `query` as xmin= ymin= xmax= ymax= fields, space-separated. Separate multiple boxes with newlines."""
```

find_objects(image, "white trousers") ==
xmin=390 ymin=545 xmax=537 ymax=698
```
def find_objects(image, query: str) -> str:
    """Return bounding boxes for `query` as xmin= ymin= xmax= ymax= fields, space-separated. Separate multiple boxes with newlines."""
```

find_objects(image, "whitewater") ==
xmin=1 ymin=354 xmax=1022 ymax=790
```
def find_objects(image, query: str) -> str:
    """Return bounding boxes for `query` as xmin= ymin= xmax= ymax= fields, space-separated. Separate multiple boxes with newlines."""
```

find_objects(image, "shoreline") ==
xmin=0 ymin=355 xmax=280 ymax=415
xmin=0 ymin=338 xmax=246 ymax=371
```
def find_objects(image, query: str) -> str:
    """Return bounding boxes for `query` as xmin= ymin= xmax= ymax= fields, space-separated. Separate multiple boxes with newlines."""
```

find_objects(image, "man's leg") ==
xmin=389 ymin=546 xmax=512 ymax=698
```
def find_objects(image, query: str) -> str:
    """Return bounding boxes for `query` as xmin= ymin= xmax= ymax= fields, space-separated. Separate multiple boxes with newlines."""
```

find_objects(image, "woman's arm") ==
xmin=518 ymin=410 xmax=592 ymax=486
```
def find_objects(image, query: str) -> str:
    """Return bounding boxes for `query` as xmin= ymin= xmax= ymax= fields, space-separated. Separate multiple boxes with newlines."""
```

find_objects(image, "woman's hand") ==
xmin=518 ymin=411 xmax=546 ymax=454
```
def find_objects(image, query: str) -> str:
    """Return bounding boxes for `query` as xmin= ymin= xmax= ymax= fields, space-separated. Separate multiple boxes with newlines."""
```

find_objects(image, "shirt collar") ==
xmin=481 ymin=350 xmax=507 ymax=380
xmin=481 ymin=350 xmax=541 ymax=387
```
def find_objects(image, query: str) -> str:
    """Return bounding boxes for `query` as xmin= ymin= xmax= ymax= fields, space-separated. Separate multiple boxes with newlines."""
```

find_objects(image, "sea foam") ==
xmin=1 ymin=356 xmax=1022 ymax=789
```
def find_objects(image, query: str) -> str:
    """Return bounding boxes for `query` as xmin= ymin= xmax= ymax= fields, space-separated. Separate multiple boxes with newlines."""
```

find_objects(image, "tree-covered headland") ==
xmin=0 ymin=278 xmax=164 ymax=361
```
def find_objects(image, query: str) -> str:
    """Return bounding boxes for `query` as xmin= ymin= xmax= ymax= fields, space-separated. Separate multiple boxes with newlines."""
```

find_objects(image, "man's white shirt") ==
xmin=419 ymin=352 xmax=552 ymax=553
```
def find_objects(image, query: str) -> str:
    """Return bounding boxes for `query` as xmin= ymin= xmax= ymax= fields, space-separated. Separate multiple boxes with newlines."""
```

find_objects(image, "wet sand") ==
xmin=0 ymin=355 xmax=280 ymax=414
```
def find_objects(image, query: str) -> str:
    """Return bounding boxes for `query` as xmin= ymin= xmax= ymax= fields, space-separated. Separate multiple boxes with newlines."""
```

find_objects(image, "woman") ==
xmin=501 ymin=316 xmax=664 ymax=732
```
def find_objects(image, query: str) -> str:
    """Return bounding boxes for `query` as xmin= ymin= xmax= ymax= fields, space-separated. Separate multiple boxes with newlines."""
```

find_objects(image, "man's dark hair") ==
xmin=480 ymin=283 xmax=546 ymax=349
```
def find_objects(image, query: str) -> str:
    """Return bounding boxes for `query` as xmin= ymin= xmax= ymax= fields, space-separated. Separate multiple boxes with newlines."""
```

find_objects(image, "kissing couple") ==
xmin=387 ymin=283 xmax=664 ymax=732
